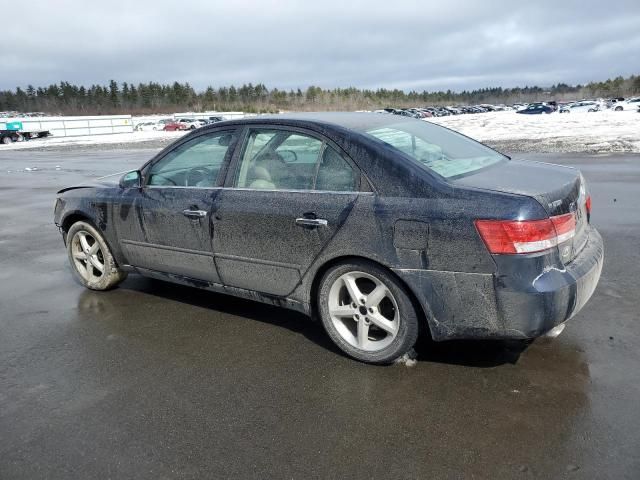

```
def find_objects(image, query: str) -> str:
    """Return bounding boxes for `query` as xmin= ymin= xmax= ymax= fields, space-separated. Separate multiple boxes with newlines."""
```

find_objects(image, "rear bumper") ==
xmin=393 ymin=227 xmax=604 ymax=341
xmin=494 ymin=227 xmax=603 ymax=338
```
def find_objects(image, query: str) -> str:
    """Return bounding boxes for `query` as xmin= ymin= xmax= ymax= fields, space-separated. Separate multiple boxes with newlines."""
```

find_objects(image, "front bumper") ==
xmin=393 ymin=227 xmax=604 ymax=341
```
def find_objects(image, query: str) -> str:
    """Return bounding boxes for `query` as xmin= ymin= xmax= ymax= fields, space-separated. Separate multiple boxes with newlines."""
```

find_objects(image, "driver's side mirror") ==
xmin=119 ymin=170 xmax=142 ymax=189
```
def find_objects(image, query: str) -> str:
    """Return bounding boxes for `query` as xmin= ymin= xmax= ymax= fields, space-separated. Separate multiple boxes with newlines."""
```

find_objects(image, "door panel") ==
xmin=122 ymin=187 xmax=221 ymax=283
xmin=116 ymin=129 xmax=238 ymax=282
xmin=214 ymin=255 xmax=301 ymax=296
xmin=212 ymin=189 xmax=359 ymax=295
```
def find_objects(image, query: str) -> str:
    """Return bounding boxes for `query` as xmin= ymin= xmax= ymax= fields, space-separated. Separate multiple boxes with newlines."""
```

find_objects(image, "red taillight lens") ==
xmin=475 ymin=212 xmax=576 ymax=254
xmin=550 ymin=212 xmax=576 ymax=243
xmin=585 ymin=195 xmax=592 ymax=215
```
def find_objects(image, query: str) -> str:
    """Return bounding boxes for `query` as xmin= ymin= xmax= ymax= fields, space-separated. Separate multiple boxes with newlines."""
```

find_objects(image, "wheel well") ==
xmin=61 ymin=213 xmax=93 ymax=233
xmin=60 ymin=213 xmax=103 ymax=249
xmin=60 ymin=213 xmax=125 ymax=268
xmin=309 ymin=255 xmax=433 ymax=340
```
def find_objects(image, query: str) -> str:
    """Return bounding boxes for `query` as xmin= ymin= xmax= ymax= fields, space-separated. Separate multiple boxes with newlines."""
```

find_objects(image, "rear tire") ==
xmin=317 ymin=260 xmax=420 ymax=364
xmin=1 ymin=136 xmax=12 ymax=144
xmin=615 ymin=106 xmax=623 ymax=111
xmin=66 ymin=221 xmax=127 ymax=290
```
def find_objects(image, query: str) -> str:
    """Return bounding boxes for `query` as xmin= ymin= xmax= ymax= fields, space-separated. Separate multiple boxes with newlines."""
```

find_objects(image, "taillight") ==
xmin=475 ymin=212 xmax=576 ymax=254
xmin=585 ymin=195 xmax=592 ymax=215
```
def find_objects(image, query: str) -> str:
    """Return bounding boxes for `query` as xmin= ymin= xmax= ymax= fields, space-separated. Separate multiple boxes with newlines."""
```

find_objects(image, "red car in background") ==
xmin=163 ymin=121 xmax=190 ymax=131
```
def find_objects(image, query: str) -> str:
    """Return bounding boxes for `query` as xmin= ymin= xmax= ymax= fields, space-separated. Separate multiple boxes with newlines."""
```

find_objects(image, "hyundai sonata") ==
xmin=54 ymin=113 xmax=603 ymax=363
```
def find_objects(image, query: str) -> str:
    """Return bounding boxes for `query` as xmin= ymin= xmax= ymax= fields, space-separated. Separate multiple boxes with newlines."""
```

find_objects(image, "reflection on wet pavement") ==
xmin=1 ymin=150 xmax=638 ymax=479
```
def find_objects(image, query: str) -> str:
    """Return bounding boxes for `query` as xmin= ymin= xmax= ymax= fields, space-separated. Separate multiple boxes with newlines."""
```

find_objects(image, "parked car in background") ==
xmin=516 ymin=104 xmax=554 ymax=114
xmin=54 ymin=113 xmax=602 ymax=364
xmin=559 ymin=101 xmax=600 ymax=113
xmin=611 ymin=98 xmax=640 ymax=111
xmin=163 ymin=121 xmax=190 ymax=131
xmin=177 ymin=118 xmax=206 ymax=129
xmin=134 ymin=121 xmax=164 ymax=132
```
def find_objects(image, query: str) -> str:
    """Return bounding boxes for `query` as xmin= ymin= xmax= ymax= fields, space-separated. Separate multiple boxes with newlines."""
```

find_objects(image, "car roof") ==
xmin=202 ymin=112 xmax=417 ymax=134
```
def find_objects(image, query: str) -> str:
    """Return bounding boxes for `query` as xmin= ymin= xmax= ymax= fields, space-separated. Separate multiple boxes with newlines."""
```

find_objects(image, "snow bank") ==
xmin=428 ymin=110 xmax=640 ymax=153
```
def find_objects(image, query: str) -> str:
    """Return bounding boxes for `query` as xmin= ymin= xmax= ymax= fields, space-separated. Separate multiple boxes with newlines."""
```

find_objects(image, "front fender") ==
xmin=54 ymin=188 xmax=128 ymax=267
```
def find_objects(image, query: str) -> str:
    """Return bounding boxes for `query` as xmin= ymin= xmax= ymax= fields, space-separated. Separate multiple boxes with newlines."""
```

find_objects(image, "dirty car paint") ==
xmin=54 ymin=113 xmax=604 ymax=341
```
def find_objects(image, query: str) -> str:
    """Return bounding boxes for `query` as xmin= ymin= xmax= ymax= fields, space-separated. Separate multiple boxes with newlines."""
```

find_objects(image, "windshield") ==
xmin=361 ymin=120 xmax=507 ymax=179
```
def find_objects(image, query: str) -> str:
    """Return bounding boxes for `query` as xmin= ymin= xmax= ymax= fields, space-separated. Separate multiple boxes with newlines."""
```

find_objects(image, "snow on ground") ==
xmin=2 ymin=110 xmax=639 ymax=154
xmin=428 ymin=109 xmax=640 ymax=153
xmin=1 ymin=130 xmax=187 ymax=150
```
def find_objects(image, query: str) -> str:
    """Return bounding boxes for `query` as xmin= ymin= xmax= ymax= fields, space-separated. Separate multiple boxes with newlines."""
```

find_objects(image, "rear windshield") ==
xmin=362 ymin=120 xmax=507 ymax=179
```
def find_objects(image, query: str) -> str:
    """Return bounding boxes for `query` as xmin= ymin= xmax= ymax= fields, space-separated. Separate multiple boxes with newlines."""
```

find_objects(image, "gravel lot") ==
xmin=1 ymin=147 xmax=639 ymax=479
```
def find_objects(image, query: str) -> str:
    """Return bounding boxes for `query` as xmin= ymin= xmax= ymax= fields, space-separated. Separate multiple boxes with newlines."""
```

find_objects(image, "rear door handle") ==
xmin=295 ymin=217 xmax=328 ymax=228
xmin=182 ymin=209 xmax=208 ymax=219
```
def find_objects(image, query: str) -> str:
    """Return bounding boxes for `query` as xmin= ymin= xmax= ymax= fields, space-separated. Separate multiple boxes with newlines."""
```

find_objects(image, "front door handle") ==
xmin=182 ymin=209 xmax=208 ymax=219
xmin=295 ymin=217 xmax=328 ymax=228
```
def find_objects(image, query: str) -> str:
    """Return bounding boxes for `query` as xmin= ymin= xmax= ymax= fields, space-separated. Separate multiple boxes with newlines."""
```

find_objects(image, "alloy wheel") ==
xmin=71 ymin=230 xmax=105 ymax=282
xmin=327 ymin=271 xmax=399 ymax=352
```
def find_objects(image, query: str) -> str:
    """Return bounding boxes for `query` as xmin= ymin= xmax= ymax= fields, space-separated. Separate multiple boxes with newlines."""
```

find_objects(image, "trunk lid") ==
xmin=453 ymin=159 xmax=590 ymax=263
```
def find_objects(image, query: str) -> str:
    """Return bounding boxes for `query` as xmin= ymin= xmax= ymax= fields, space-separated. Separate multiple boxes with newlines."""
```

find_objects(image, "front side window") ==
xmin=147 ymin=131 xmax=235 ymax=187
xmin=235 ymin=129 xmax=355 ymax=191
xmin=362 ymin=120 xmax=506 ymax=179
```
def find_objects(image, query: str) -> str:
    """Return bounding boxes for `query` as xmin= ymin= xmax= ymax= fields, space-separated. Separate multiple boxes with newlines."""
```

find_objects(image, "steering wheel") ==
xmin=257 ymin=151 xmax=287 ymax=165
xmin=185 ymin=166 xmax=211 ymax=187
xmin=277 ymin=149 xmax=298 ymax=163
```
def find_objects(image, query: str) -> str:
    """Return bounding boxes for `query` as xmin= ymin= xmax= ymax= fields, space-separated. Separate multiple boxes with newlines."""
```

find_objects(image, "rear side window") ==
xmin=316 ymin=147 xmax=356 ymax=192
xmin=234 ymin=128 xmax=356 ymax=191
xmin=364 ymin=121 xmax=506 ymax=179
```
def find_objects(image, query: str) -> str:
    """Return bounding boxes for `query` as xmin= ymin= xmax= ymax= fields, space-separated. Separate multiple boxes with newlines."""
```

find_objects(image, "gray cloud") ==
xmin=2 ymin=0 xmax=639 ymax=91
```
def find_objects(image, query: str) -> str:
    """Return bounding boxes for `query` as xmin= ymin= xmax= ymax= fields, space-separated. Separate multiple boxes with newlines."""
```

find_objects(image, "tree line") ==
xmin=1 ymin=74 xmax=639 ymax=116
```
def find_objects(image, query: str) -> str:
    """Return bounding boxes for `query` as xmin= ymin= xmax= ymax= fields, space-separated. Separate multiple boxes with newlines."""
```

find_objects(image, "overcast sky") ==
xmin=2 ymin=0 xmax=639 ymax=92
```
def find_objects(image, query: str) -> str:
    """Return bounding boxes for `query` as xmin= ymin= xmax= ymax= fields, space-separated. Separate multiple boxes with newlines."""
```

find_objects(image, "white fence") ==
xmin=0 ymin=115 xmax=134 ymax=137
xmin=132 ymin=111 xmax=250 ymax=125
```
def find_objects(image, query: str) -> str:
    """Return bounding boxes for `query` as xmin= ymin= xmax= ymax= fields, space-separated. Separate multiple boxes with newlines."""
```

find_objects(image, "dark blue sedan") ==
xmin=54 ymin=113 xmax=603 ymax=363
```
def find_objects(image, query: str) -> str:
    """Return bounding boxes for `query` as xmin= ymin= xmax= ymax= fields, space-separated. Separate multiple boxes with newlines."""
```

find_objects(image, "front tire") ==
xmin=317 ymin=260 xmax=420 ymax=364
xmin=66 ymin=221 xmax=127 ymax=290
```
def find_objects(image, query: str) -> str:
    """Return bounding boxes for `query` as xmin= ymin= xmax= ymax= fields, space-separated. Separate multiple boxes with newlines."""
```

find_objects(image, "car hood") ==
xmin=57 ymin=171 xmax=124 ymax=194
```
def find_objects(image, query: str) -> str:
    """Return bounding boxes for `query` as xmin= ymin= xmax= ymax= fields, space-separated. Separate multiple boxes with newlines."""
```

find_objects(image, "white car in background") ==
xmin=177 ymin=118 xmax=206 ymax=130
xmin=134 ymin=121 xmax=165 ymax=131
xmin=559 ymin=101 xmax=600 ymax=113
xmin=611 ymin=98 xmax=640 ymax=111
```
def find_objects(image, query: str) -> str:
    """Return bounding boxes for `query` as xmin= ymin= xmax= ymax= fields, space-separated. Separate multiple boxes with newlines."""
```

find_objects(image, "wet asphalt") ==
xmin=0 ymin=147 xmax=638 ymax=479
